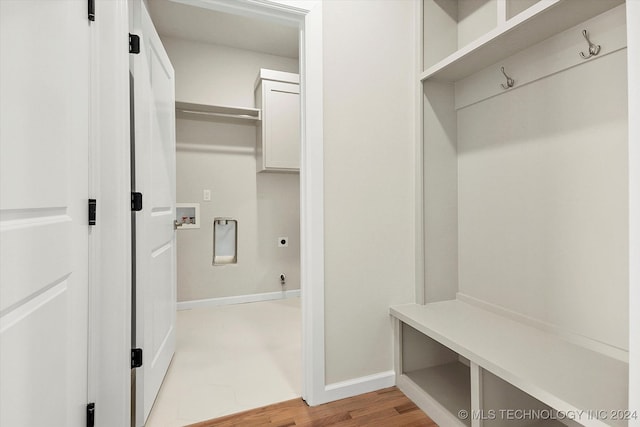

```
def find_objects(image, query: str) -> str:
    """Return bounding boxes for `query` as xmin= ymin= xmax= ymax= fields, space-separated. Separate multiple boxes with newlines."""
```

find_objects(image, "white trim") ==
xmin=177 ymin=289 xmax=301 ymax=310
xmin=321 ymin=371 xmax=396 ymax=404
xmin=169 ymin=0 xmax=307 ymax=27
xmin=627 ymin=0 xmax=640 ymax=420
xmin=469 ymin=362 xmax=483 ymax=427
xmin=255 ymin=68 xmax=300 ymax=88
xmin=91 ymin=1 xmax=132 ymax=426
xmin=496 ymin=0 xmax=507 ymax=25
xmin=414 ymin=0 xmax=425 ymax=305
xmin=296 ymin=0 xmax=326 ymax=407
xmin=456 ymin=292 xmax=629 ymax=362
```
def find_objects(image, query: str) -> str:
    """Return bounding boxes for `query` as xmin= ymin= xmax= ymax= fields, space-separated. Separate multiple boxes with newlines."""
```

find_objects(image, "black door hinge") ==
xmin=131 ymin=348 xmax=143 ymax=369
xmin=88 ymin=0 xmax=95 ymax=21
xmin=129 ymin=34 xmax=140 ymax=54
xmin=88 ymin=199 xmax=97 ymax=226
xmin=131 ymin=192 xmax=143 ymax=211
xmin=86 ymin=402 xmax=95 ymax=427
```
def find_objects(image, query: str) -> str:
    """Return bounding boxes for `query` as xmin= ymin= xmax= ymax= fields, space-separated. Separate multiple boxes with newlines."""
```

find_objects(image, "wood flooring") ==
xmin=187 ymin=387 xmax=437 ymax=427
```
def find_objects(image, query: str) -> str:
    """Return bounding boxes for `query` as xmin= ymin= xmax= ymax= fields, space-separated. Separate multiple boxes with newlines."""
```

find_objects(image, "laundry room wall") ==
xmin=162 ymin=36 xmax=301 ymax=303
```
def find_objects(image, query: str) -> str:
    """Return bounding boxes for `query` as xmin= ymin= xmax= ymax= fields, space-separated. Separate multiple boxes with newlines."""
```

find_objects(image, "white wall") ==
xmin=457 ymin=50 xmax=629 ymax=350
xmin=162 ymin=37 xmax=301 ymax=302
xmin=322 ymin=0 xmax=416 ymax=384
xmin=162 ymin=36 xmax=298 ymax=107
xmin=175 ymin=118 xmax=300 ymax=301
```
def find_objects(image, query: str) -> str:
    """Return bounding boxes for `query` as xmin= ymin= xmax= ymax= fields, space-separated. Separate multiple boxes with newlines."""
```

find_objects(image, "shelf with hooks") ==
xmin=413 ymin=0 xmax=636 ymax=425
xmin=419 ymin=0 xmax=623 ymax=82
xmin=454 ymin=5 xmax=626 ymax=110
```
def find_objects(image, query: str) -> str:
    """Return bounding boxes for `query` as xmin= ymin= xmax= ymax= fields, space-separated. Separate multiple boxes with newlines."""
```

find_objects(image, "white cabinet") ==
xmin=255 ymin=69 xmax=300 ymax=172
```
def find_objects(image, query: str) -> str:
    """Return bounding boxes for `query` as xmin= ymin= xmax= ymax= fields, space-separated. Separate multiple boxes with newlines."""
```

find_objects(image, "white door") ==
xmin=130 ymin=1 xmax=177 ymax=424
xmin=0 ymin=1 xmax=89 ymax=426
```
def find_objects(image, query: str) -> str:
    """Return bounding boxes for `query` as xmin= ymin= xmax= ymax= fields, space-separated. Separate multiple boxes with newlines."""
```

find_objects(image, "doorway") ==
xmin=136 ymin=1 xmax=306 ymax=425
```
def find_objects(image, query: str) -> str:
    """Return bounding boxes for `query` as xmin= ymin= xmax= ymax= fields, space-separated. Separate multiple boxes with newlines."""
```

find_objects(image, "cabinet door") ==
xmin=263 ymin=80 xmax=300 ymax=171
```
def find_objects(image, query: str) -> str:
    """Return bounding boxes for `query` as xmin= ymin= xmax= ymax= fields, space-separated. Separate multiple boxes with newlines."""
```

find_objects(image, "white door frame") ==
xmin=169 ymin=0 xmax=327 ymax=405
xmin=91 ymin=1 xmax=327 ymax=424
xmin=89 ymin=1 xmax=134 ymax=427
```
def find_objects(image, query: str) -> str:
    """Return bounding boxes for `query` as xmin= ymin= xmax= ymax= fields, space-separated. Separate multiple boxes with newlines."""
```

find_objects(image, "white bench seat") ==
xmin=390 ymin=300 xmax=629 ymax=427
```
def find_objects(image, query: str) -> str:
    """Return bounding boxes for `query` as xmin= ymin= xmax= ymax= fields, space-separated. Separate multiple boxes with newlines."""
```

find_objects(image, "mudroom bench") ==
xmin=390 ymin=301 xmax=630 ymax=427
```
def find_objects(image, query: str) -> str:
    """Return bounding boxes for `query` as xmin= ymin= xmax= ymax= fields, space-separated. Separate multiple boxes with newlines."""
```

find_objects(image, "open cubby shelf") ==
xmin=405 ymin=362 xmax=471 ymax=425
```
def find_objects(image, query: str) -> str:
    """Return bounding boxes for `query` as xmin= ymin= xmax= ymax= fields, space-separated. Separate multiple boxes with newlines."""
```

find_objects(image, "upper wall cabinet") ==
xmin=422 ymin=0 xmax=624 ymax=81
xmin=255 ymin=69 xmax=300 ymax=173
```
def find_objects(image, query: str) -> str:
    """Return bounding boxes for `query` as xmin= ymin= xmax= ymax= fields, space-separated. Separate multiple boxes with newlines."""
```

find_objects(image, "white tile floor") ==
xmin=145 ymin=297 xmax=301 ymax=427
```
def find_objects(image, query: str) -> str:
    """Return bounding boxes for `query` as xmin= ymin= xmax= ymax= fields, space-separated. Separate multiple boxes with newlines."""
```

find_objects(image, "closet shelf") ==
xmin=391 ymin=301 xmax=628 ymax=427
xmin=420 ymin=0 xmax=623 ymax=82
xmin=175 ymin=101 xmax=261 ymax=121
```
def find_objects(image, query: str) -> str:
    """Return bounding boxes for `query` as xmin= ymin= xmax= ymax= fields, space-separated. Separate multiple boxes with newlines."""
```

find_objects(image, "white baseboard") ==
xmin=177 ymin=289 xmax=301 ymax=310
xmin=318 ymin=370 xmax=396 ymax=404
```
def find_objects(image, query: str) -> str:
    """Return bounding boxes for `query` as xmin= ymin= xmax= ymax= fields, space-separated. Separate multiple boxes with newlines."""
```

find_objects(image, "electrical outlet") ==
xmin=278 ymin=237 xmax=288 ymax=247
xmin=203 ymin=189 xmax=211 ymax=201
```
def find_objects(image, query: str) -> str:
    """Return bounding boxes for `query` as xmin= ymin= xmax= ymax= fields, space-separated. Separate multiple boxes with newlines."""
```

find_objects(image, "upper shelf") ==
xmin=175 ymin=101 xmax=261 ymax=121
xmin=420 ymin=0 xmax=624 ymax=82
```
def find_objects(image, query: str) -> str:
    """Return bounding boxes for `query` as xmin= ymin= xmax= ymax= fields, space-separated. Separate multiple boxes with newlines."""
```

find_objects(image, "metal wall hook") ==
xmin=500 ymin=66 xmax=515 ymax=89
xmin=579 ymin=29 xmax=601 ymax=59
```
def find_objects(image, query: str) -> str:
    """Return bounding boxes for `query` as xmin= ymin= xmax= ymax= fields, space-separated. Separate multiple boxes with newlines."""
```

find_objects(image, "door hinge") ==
xmin=129 ymin=34 xmax=140 ymax=54
xmin=86 ymin=402 xmax=95 ymax=427
xmin=88 ymin=0 xmax=95 ymax=21
xmin=131 ymin=348 xmax=143 ymax=369
xmin=88 ymin=199 xmax=97 ymax=226
xmin=131 ymin=192 xmax=143 ymax=211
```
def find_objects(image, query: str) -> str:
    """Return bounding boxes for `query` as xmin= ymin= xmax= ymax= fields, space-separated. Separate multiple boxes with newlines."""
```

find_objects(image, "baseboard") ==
xmin=177 ymin=289 xmax=301 ymax=310
xmin=319 ymin=370 xmax=396 ymax=404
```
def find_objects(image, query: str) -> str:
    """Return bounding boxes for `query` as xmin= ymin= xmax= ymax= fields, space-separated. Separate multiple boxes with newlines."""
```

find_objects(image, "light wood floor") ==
xmin=186 ymin=387 xmax=437 ymax=427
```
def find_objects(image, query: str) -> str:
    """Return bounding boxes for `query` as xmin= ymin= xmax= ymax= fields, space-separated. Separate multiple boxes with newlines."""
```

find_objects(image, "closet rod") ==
xmin=176 ymin=109 xmax=261 ymax=121
xmin=175 ymin=101 xmax=261 ymax=121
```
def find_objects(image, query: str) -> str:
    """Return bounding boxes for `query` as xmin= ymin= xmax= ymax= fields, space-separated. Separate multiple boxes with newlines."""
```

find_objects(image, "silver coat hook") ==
xmin=579 ymin=29 xmax=601 ymax=59
xmin=500 ymin=66 xmax=514 ymax=89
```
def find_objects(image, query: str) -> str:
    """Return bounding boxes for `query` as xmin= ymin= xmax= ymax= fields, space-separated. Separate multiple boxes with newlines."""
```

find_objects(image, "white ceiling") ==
xmin=147 ymin=0 xmax=299 ymax=59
